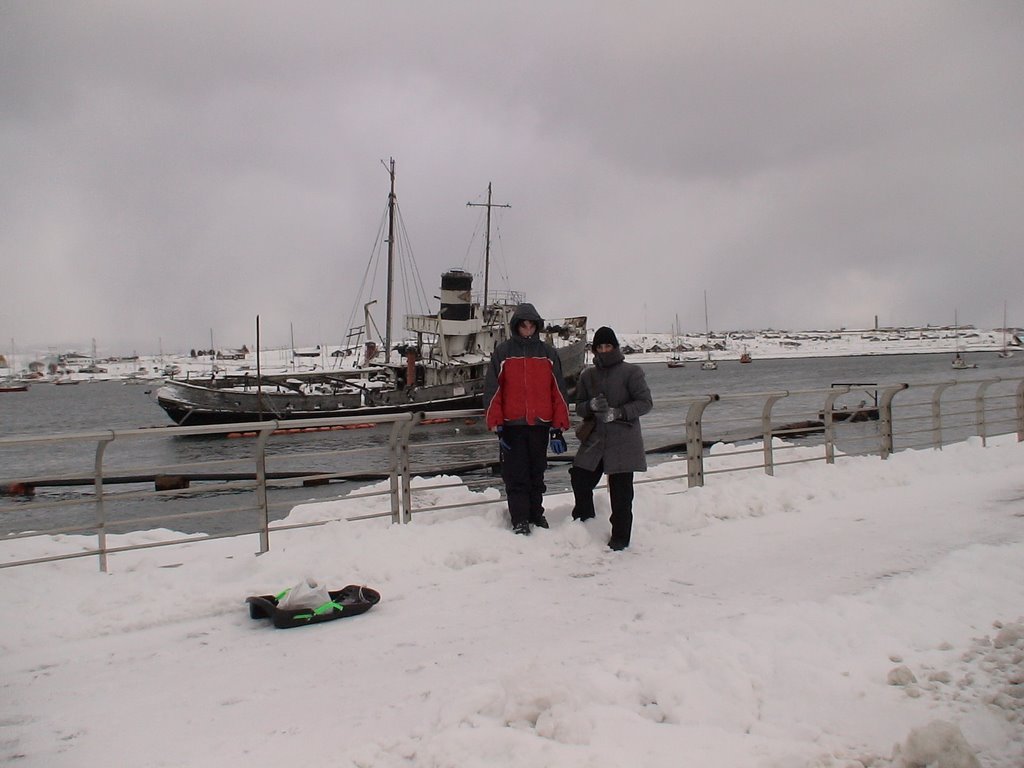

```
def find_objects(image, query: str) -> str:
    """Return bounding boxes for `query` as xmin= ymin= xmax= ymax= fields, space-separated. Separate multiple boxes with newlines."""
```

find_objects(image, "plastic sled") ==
xmin=246 ymin=584 xmax=381 ymax=629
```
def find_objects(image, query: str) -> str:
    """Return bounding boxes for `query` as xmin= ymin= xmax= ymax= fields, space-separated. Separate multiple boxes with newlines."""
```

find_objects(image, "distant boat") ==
xmin=952 ymin=310 xmax=977 ymax=369
xmin=739 ymin=347 xmax=752 ymax=364
xmin=700 ymin=290 xmax=717 ymax=371
xmin=951 ymin=354 xmax=975 ymax=370
xmin=2 ymin=339 xmax=28 ymax=391
xmin=122 ymin=372 xmax=164 ymax=386
xmin=666 ymin=313 xmax=684 ymax=368
xmin=819 ymin=383 xmax=880 ymax=422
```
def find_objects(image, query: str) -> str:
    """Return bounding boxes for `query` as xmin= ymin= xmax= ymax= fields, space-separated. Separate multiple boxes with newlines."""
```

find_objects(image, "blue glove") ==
xmin=496 ymin=426 xmax=512 ymax=452
xmin=589 ymin=394 xmax=609 ymax=413
xmin=549 ymin=429 xmax=567 ymax=454
xmin=601 ymin=407 xmax=622 ymax=423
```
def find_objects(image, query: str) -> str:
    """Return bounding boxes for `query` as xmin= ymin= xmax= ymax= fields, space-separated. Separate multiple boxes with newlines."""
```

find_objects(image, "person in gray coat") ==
xmin=570 ymin=326 xmax=653 ymax=550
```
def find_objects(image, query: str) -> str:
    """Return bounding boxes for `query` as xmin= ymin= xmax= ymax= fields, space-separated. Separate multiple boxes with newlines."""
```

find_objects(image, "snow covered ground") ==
xmin=2 ymin=436 xmax=1023 ymax=766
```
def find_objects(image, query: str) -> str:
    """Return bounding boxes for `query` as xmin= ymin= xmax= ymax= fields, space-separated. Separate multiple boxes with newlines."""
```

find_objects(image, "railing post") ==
xmin=398 ymin=413 xmax=422 ymax=523
xmin=930 ymin=381 xmax=957 ymax=449
xmin=761 ymin=392 xmax=789 ymax=474
xmin=685 ymin=396 xmax=718 ymax=487
xmin=254 ymin=423 xmax=276 ymax=554
xmin=878 ymin=384 xmax=908 ymax=459
xmin=1017 ymin=379 xmax=1024 ymax=442
xmin=974 ymin=379 xmax=999 ymax=447
xmin=94 ymin=432 xmax=115 ymax=573
xmin=820 ymin=387 xmax=850 ymax=465
xmin=387 ymin=416 xmax=410 ymax=524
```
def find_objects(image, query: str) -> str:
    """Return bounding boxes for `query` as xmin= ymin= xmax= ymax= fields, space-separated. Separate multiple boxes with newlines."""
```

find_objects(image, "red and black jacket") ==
xmin=483 ymin=305 xmax=571 ymax=431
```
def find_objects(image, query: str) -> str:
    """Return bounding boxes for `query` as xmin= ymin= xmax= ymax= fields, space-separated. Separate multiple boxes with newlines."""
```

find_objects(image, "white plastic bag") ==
xmin=277 ymin=578 xmax=331 ymax=610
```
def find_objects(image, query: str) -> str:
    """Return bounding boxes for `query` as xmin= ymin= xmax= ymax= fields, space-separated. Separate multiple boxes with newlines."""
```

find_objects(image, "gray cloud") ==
xmin=3 ymin=1 xmax=1022 ymax=355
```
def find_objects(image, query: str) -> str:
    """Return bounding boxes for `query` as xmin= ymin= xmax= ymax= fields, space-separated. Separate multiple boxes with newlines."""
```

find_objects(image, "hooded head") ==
xmin=510 ymin=303 xmax=544 ymax=337
xmin=592 ymin=326 xmax=624 ymax=368
xmin=592 ymin=326 xmax=619 ymax=349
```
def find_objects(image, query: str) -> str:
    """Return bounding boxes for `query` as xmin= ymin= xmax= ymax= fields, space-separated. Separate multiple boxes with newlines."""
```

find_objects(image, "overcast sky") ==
xmin=3 ymin=2 xmax=1022 ymax=355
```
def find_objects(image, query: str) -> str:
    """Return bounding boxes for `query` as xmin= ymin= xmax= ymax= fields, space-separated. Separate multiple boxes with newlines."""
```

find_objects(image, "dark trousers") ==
xmin=570 ymin=463 xmax=634 ymax=545
xmin=500 ymin=425 xmax=551 ymax=526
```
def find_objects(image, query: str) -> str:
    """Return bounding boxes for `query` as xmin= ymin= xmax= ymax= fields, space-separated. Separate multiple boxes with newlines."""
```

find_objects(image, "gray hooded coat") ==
xmin=573 ymin=349 xmax=652 ymax=474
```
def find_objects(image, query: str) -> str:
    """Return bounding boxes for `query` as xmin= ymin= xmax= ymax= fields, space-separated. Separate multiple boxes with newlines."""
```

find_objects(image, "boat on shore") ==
xmin=155 ymin=164 xmax=587 ymax=426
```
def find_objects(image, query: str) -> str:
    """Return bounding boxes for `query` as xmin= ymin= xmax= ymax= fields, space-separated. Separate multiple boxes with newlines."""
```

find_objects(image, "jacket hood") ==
xmin=509 ymin=303 xmax=544 ymax=335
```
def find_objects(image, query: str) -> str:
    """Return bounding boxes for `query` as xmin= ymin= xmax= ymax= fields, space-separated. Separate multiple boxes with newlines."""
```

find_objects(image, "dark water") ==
xmin=2 ymin=350 xmax=1020 ymax=536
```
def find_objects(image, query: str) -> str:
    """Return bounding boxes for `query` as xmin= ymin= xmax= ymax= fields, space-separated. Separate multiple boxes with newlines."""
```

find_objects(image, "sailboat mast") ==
xmin=704 ymin=290 xmax=711 ymax=359
xmin=1002 ymin=301 xmax=1008 ymax=354
xmin=467 ymin=183 xmax=510 ymax=313
xmin=384 ymin=158 xmax=396 ymax=360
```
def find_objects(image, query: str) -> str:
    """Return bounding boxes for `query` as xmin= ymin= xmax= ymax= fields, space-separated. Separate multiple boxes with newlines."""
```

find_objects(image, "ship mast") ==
xmin=384 ymin=157 xmax=396 ymax=360
xmin=467 ymin=183 xmax=510 ymax=311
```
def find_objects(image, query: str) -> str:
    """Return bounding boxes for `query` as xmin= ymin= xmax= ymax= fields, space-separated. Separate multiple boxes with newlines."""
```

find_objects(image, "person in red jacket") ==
xmin=483 ymin=303 xmax=571 ymax=535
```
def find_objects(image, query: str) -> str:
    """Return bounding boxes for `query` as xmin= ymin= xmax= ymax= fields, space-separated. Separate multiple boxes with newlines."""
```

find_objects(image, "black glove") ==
xmin=549 ymin=429 xmax=567 ymax=454
xmin=589 ymin=394 xmax=609 ymax=412
xmin=496 ymin=426 xmax=512 ymax=452
xmin=601 ymin=407 xmax=622 ymax=423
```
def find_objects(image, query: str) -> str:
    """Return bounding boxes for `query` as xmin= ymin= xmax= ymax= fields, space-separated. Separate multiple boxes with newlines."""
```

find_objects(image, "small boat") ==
xmin=739 ymin=348 xmax=752 ymax=364
xmin=951 ymin=353 xmax=976 ymax=370
xmin=53 ymin=378 xmax=81 ymax=386
xmin=666 ymin=314 xmax=684 ymax=368
xmin=155 ymin=164 xmax=587 ymax=426
xmin=819 ymin=383 xmax=880 ymax=422
xmin=2 ymin=340 xmax=28 ymax=391
xmin=951 ymin=310 xmax=977 ymax=369
xmin=700 ymin=290 xmax=717 ymax=371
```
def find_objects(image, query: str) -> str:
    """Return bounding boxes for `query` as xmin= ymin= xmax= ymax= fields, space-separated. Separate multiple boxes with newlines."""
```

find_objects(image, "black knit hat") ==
xmin=592 ymin=326 xmax=619 ymax=348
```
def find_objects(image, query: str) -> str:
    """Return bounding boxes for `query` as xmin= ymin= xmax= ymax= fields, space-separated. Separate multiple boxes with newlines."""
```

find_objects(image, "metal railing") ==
xmin=2 ymin=375 xmax=1021 ymax=571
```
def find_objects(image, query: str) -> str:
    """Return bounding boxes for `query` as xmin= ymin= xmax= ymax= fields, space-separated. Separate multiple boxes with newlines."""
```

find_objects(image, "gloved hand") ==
xmin=601 ymin=407 xmax=622 ymax=423
xmin=549 ymin=429 xmax=567 ymax=454
xmin=589 ymin=394 xmax=609 ymax=412
xmin=496 ymin=426 xmax=512 ymax=452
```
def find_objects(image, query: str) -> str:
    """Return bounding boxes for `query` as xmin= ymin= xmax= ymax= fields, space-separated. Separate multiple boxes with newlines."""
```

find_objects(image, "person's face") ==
xmin=594 ymin=343 xmax=614 ymax=353
xmin=517 ymin=320 xmax=536 ymax=337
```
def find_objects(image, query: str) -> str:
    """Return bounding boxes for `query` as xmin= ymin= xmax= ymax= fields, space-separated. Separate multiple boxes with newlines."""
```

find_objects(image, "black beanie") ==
xmin=592 ymin=326 xmax=619 ymax=348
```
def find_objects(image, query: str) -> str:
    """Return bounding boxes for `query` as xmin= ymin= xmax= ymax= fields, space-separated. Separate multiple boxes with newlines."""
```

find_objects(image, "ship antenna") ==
xmin=467 ymin=182 xmax=510 ymax=311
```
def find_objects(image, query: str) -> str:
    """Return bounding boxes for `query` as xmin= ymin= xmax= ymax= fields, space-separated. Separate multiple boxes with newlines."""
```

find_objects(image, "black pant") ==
xmin=500 ymin=424 xmax=551 ymax=526
xmin=570 ymin=463 xmax=634 ymax=545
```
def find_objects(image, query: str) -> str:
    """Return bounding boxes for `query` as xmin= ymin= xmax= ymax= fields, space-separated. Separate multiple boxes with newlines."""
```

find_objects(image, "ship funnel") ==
xmin=440 ymin=270 xmax=473 ymax=321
